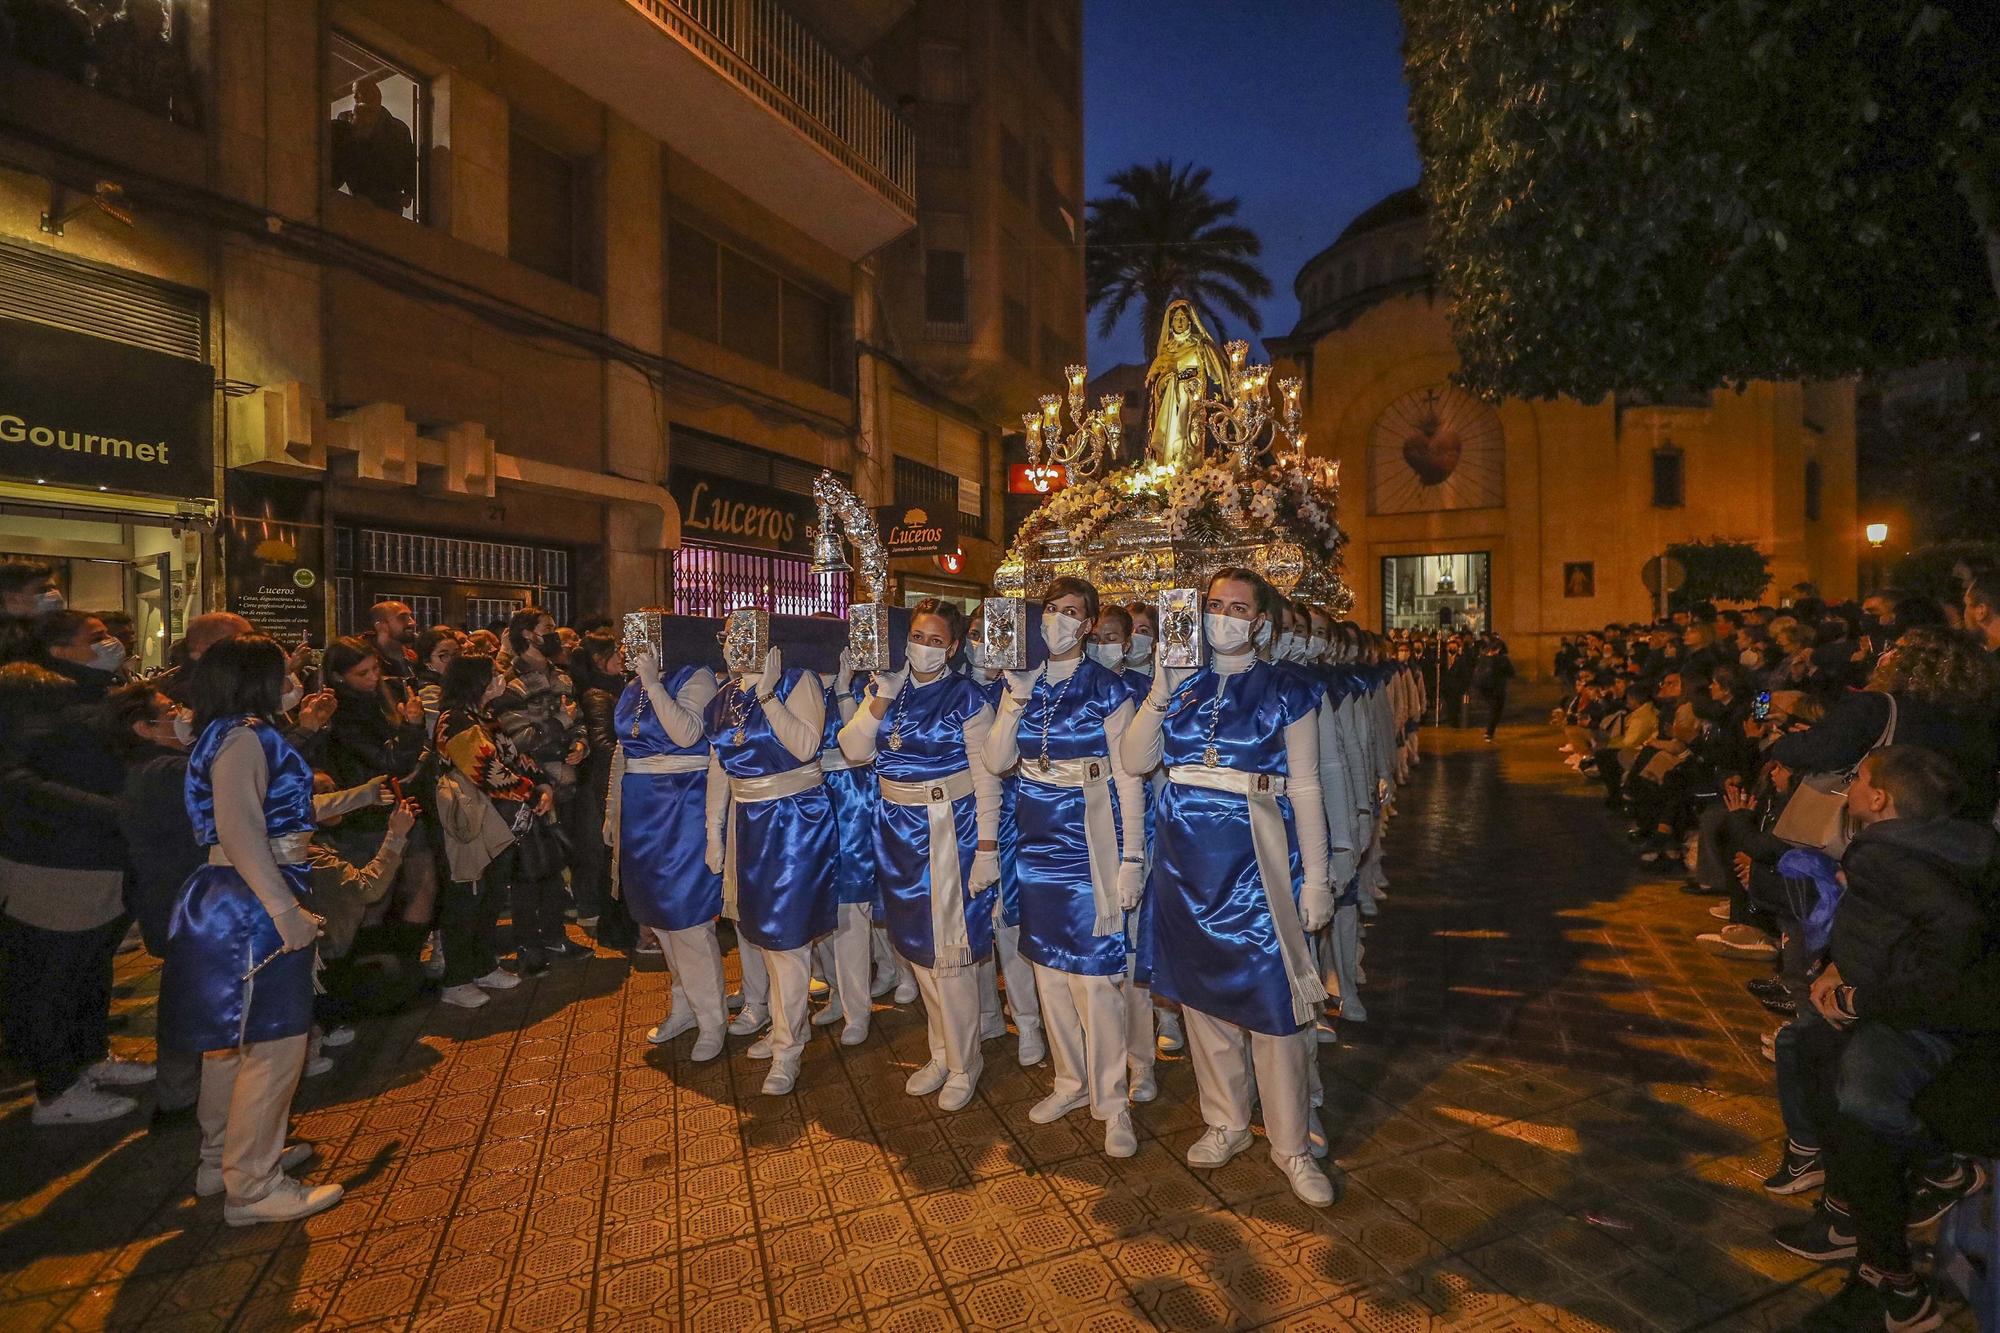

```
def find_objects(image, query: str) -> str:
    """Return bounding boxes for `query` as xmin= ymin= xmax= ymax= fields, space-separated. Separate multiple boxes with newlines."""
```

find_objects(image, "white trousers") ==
xmin=1125 ymin=977 xmax=1157 ymax=1083
xmin=820 ymin=902 xmax=874 ymax=1026
xmin=908 ymin=955 xmax=982 ymax=1093
xmin=1033 ymin=963 xmax=1127 ymax=1120
xmin=654 ymin=923 xmax=727 ymax=1034
xmin=1327 ymin=904 xmax=1366 ymax=1020
xmin=1182 ymin=1006 xmax=1313 ymax=1160
xmin=198 ymin=1032 xmax=307 ymax=1205
xmin=980 ymin=923 xmax=1042 ymax=1033
xmin=736 ymin=931 xmax=769 ymax=1012
xmin=761 ymin=944 xmax=811 ymax=1071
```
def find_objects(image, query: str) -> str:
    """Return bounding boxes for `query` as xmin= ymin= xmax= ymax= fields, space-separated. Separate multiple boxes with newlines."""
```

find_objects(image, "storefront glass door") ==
xmin=1381 ymin=551 xmax=1490 ymax=633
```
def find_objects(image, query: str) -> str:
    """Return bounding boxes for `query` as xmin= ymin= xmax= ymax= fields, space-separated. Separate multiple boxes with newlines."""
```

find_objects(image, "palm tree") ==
xmin=1085 ymin=159 xmax=1272 ymax=363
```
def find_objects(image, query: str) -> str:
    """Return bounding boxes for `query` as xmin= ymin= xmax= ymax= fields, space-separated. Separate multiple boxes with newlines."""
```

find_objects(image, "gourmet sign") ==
xmin=0 ymin=316 xmax=213 ymax=499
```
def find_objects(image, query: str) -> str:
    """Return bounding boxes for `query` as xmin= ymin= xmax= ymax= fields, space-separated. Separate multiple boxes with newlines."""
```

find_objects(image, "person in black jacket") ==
xmin=1770 ymin=746 xmax=1995 ymax=1326
xmin=566 ymin=629 xmax=629 ymax=944
xmin=1469 ymin=637 xmax=1514 ymax=741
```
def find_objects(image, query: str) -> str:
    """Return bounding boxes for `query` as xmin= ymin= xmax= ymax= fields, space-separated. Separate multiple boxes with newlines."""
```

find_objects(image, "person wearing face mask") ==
xmin=981 ymin=578 xmax=1149 ymax=1156
xmin=838 ymin=598 xmax=1004 ymax=1112
xmin=610 ymin=630 xmax=730 ymax=1058
xmin=811 ymin=649 xmax=890 ymax=1042
xmin=700 ymin=646 xmax=837 ymax=1095
xmin=960 ymin=606 xmax=1044 ymax=1068
xmin=1123 ymin=600 xmax=1185 ymax=1056
xmin=1119 ymin=568 xmax=1338 ymax=1206
xmin=0 ymin=558 xmax=64 ymax=665
xmin=1126 ymin=603 xmax=1159 ymax=679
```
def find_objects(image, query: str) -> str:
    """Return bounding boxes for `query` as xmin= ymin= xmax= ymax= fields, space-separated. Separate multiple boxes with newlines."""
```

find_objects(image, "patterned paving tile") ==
xmin=3 ymin=720 xmax=1988 ymax=1330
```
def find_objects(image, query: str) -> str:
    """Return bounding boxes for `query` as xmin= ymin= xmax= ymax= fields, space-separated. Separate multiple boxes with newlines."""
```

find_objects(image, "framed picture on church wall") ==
xmin=1563 ymin=562 xmax=1595 ymax=598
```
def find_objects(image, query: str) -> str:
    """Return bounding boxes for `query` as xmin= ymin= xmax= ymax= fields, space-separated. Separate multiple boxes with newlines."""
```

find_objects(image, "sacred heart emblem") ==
xmin=1401 ymin=419 xmax=1462 ymax=486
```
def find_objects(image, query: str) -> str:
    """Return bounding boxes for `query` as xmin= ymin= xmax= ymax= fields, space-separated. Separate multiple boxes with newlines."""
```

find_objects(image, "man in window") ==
xmin=331 ymin=77 xmax=415 ymax=214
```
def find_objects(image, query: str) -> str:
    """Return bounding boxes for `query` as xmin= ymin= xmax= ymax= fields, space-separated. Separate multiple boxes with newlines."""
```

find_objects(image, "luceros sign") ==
xmin=0 ymin=316 xmax=214 ymax=498
xmin=668 ymin=464 xmax=817 ymax=556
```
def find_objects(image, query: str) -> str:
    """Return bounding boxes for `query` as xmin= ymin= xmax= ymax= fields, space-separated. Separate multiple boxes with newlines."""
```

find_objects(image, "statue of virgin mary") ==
xmin=1144 ymin=299 xmax=1228 ymax=470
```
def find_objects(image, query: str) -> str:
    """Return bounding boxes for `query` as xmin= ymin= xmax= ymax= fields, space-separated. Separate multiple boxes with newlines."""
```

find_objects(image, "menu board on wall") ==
xmin=223 ymin=472 xmax=325 ymax=646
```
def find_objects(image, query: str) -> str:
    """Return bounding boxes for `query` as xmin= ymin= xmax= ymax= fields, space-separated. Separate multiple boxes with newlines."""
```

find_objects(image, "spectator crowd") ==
xmin=1549 ymin=579 xmax=2000 ymax=1330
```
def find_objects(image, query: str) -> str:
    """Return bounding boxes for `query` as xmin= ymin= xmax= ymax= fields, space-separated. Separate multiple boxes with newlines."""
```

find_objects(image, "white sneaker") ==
xmin=223 ymin=1177 xmax=343 ymax=1227
xmin=746 ymin=1036 xmax=773 ymax=1060
xmin=1156 ymin=1011 xmax=1184 ymax=1054
xmin=1029 ymin=1089 xmax=1089 ymax=1124
xmin=937 ymin=1062 xmax=981 ymax=1113
xmin=197 ymin=1142 xmax=314 ymax=1197
xmin=727 ymin=1006 xmax=770 ymax=1037
xmin=32 ymin=1081 xmax=136 ymax=1126
xmin=441 ymin=983 xmax=489 ymax=1009
xmin=320 ymin=1025 xmax=357 ymax=1049
xmin=871 ymin=969 xmax=897 ymax=999
xmin=894 ymin=977 xmax=918 ymax=1005
xmin=1185 ymin=1127 xmax=1254 ymax=1169
xmin=689 ymin=1029 xmax=726 ymax=1063
xmin=905 ymin=1061 xmax=948 ymax=1096
xmin=811 ymin=999 xmax=845 ymax=1028
xmin=475 ymin=968 xmax=521 ymax=990
xmin=839 ymin=1021 xmax=869 ymax=1047
xmin=1277 ymin=1152 xmax=1335 ymax=1206
xmin=1128 ymin=1071 xmax=1157 ymax=1104
xmin=1104 ymin=1112 xmax=1138 ymax=1159
xmin=86 ymin=1056 xmax=156 ymax=1088
xmin=761 ymin=1063 xmax=798 ymax=1096
xmin=647 ymin=1010 xmax=696 ymax=1045
xmin=304 ymin=1055 xmax=335 ymax=1078
xmin=1015 ymin=1021 xmax=1046 ymax=1068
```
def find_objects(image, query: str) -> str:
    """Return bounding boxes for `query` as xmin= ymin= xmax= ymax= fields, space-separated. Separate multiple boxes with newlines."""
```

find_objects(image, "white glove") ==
xmin=704 ymin=835 xmax=724 ymax=876
xmin=1004 ymin=670 xmax=1037 ymax=708
xmin=835 ymin=648 xmax=855 ymax=693
xmin=872 ymin=668 xmax=907 ymax=704
xmin=1116 ymin=861 xmax=1145 ymax=911
xmin=633 ymin=642 xmax=661 ymax=687
xmin=1147 ymin=665 xmax=1175 ymax=706
xmin=1300 ymin=879 xmax=1334 ymax=933
xmin=758 ymin=646 xmax=782 ymax=696
xmin=968 ymin=850 xmax=1000 ymax=892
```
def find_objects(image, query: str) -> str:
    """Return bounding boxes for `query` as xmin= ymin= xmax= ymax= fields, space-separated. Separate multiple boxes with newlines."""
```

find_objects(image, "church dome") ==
xmin=1276 ymin=186 xmax=1432 ymax=348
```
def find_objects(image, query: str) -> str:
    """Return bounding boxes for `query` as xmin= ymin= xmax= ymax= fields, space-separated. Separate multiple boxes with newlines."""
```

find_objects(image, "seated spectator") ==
xmin=1593 ymin=679 xmax=1659 ymax=807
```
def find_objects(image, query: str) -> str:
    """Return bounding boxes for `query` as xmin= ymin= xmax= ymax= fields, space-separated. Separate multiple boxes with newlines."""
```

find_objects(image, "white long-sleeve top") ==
xmin=1315 ymin=695 xmax=1360 ymax=884
xmin=705 ymin=668 xmax=827 ymax=846
xmin=981 ymin=656 xmax=1147 ymax=867
xmin=638 ymin=664 xmax=717 ymax=748
xmin=1118 ymin=653 xmax=1332 ymax=894
xmin=210 ymin=726 xmax=299 ymax=922
xmin=837 ymin=671 xmax=1000 ymax=844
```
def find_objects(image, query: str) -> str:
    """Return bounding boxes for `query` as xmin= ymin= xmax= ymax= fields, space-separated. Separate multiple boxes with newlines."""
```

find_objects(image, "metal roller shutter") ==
xmin=0 ymin=239 xmax=207 ymax=362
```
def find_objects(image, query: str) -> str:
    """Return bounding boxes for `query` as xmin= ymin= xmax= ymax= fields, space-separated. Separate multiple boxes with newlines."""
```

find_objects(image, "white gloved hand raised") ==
xmin=835 ymin=648 xmax=855 ymax=693
xmin=1004 ymin=669 xmax=1038 ymax=708
xmin=632 ymin=642 xmax=662 ymax=687
xmin=968 ymin=850 xmax=1001 ymax=892
xmin=1116 ymin=861 xmax=1146 ymax=911
xmin=758 ymin=646 xmax=782 ymax=696
xmin=872 ymin=668 xmax=907 ymax=704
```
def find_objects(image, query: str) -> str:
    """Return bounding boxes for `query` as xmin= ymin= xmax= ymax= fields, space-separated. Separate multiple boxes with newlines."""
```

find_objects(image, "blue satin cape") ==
xmin=706 ymin=668 xmax=837 ymax=951
xmin=821 ymin=678 xmax=878 ymax=907
xmin=1011 ymin=660 xmax=1132 ymax=976
xmin=1148 ymin=661 xmax=1320 ymax=1035
xmin=872 ymin=673 xmax=995 ymax=969
xmin=159 ymin=717 xmax=317 ymax=1052
xmin=616 ymin=669 xmax=722 ymax=931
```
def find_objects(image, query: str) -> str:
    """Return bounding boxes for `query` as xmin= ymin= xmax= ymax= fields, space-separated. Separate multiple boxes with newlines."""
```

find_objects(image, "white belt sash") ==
xmin=625 ymin=752 xmax=710 ymax=775
xmin=1021 ymin=755 xmax=1121 ymax=936
xmin=1166 ymin=764 xmax=1321 ymax=1027
xmin=819 ymin=747 xmax=861 ymax=773
xmin=207 ymin=833 xmax=314 ymax=869
xmin=877 ymin=768 xmax=976 ymax=971
xmin=720 ymin=761 xmax=824 ymax=920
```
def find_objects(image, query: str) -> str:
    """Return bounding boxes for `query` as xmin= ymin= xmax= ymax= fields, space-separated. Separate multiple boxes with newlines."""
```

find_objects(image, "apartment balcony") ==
xmin=446 ymin=0 xmax=916 ymax=259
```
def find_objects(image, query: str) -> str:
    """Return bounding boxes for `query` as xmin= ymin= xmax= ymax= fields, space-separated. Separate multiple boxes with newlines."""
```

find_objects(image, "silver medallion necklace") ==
xmin=1201 ymin=672 xmax=1229 ymax=768
xmin=1036 ymin=665 xmax=1078 ymax=772
xmin=724 ymin=679 xmax=755 ymax=745
xmin=888 ymin=680 xmax=911 ymax=752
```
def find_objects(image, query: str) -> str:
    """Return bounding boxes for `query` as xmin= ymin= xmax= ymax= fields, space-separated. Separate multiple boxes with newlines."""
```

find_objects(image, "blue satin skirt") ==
xmin=1132 ymin=782 xmax=1158 ymax=986
xmin=733 ymin=789 xmax=839 ymax=951
xmin=996 ymin=776 xmax=1022 ymax=927
xmin=1148 ymin=783 xmax=1305 ymax=1036
xmin=824 ymin=767 xmax=879 ymax=906
xmin=159 ymin=864 xmax=315 ymax=1052
xmin=874 ymin=794 xmax=995 ymax=970
xmin=620 ymin=770 xmax=720 ymax=931
xmin=1013 ymin=779 xmax=1125 ymax=976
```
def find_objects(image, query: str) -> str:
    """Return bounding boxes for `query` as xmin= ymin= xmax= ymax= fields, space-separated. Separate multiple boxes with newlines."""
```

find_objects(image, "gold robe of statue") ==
xmin=1144 ymin=299 xmax=1228 ymax=470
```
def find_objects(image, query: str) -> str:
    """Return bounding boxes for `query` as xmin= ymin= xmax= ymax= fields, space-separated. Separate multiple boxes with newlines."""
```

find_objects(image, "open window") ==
xmin=327 ymin=32 xmax=427 ymax=223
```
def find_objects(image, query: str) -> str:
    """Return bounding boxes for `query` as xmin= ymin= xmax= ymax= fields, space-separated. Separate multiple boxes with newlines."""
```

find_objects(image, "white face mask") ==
xmin=1206 ymin=613 xmax=1253 ymax=655
xmin=34 ymin=590 xmax=65 ymax=615
xmin=964 ymin=642 xmax=991 ymax=670
xmin=1274 ymin=632 xmax=1301 ymax=662
xmin=906 ymin=641 xmax=948 ymax=676
xmin=1307 ymin=635 xmax=1328 ymax=660
xmin=1126 ymin=632 xmax=1155 ymax=665
xmin=280 ymin=675 xmax=305 ymax=712
xmin=171 ymin=713 xmax=195 ymax=746
xmin=1254 ymin=620 xmax=1273 ymax=649
xmin=90 ymin=638 xmax=127 ymax=673
xmin=1041 ymin=614 xmax=1084 ymax=655
xmin=1085 ymin=641 xmax=1125 ymax=670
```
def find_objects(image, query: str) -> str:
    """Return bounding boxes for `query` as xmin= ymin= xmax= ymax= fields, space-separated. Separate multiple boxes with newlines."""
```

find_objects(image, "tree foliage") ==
xmin=1085 ymin=160 xmax=1271 ymax=364
xmin=1399 ymin=0 xmax=2000 ymax=402
xmin=1668 ymin=538 xmax=1773 ymax=609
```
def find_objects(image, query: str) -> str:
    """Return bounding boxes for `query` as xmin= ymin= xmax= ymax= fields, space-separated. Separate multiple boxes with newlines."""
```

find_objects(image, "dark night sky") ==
xmin=1082 ymin=0 xmax=1420 ymax=370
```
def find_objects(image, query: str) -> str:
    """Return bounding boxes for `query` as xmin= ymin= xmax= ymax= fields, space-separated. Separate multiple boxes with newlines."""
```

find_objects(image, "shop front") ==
xmin=667 ymin=430 xmax=849 ymax=616
xmin=0 ymin=249 xmax=216 ymax=669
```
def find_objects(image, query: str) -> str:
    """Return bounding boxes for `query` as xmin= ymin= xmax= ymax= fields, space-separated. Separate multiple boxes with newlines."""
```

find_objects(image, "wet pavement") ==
xmin=0 ymin=714 xmax=1979 ymax=1330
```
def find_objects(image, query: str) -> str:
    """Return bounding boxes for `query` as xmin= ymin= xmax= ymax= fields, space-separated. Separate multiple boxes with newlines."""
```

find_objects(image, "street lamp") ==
xmin=1865 ymin=522 xmax=1889 ymax=549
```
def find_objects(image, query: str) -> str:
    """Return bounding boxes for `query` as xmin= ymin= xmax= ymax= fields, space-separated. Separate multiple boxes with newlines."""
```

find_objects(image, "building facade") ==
xmin=0 ymin=0 xmax=1080 ymax=659
xmin=1269 ymin=189 xmax=1860 ymax=675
